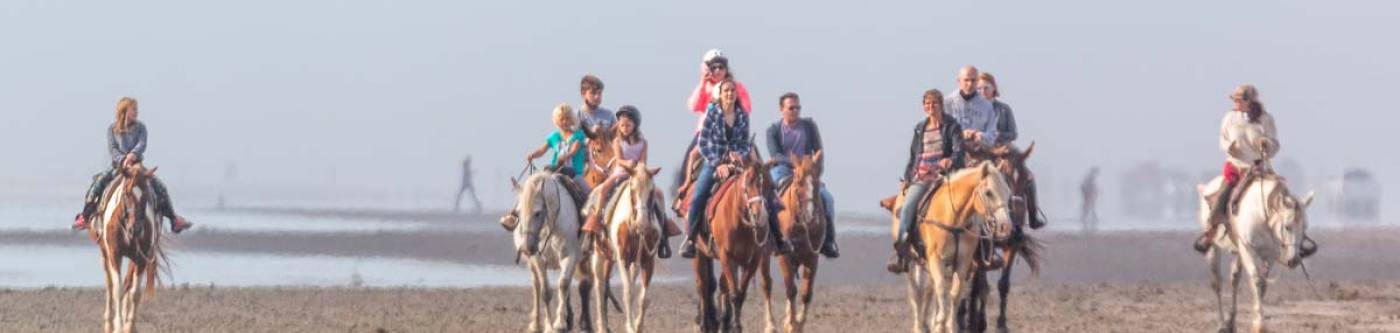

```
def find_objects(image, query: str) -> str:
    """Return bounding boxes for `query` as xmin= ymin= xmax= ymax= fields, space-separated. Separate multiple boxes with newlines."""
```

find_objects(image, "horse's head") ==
xmin=512 ymin=173 xmax=557 ymax=256
xmin=787 ymin=151 xmax=822 ymax=222
xmin=627 ymin=162 xmax=662 ymax=223
xmin=972 ymin=161 xmax=1016 ymax=232
xmin=1276 ymin=190 xmax=1314 ymax=268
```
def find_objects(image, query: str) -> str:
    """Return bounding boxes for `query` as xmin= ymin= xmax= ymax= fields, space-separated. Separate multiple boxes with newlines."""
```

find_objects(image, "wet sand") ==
xmin=4 ymin=213 xmax=1400 ymax=332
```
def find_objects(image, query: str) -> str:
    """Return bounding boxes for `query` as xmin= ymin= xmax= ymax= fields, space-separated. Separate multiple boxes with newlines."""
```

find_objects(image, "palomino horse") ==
xmin=590 ymin=163 xmax=664 ymax=333
xmin=511 ymin=170 xmax=595 ymax=333
xmin=1198 ymin=174 xmax=1314 ymax=333
xmin=680 ymin=157 xmax=779 ymax=333
xmin=880 ymin=162 xmax=1015 ymax=333
xmin=774 ymin=152 xmax=826 ymax=333
xmin=963 ymin=143 xmax=1044 ymax=333
xmin=90 ymin=163 xmax=167 ymax=333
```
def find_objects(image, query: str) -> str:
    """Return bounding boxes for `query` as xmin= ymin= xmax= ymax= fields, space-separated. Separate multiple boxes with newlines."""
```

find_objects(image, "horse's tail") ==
xmin=1015 ymin=232 xmax=1044 ymax=277
xmin=142 ymin=182 xmax=170 ymax=301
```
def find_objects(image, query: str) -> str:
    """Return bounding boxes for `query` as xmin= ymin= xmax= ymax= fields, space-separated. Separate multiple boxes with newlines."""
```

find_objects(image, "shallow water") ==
xmin=0 ymin=245 xmax=529 ymax=288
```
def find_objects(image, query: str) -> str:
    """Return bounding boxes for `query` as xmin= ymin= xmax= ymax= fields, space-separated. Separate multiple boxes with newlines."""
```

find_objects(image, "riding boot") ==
xmin=1025 ymin=180 xmax=1047 ymax=229
xmin=1194 ymin=181 xmax=1235 ymax=253
xmin=767 ymin=206 xmax=792 ymax=255
xmin=680 ymin=214 xmax=702 ymax=259
xmin=73 ymin=170 xmax=116 ymax=230
xmin=500 ymin=210 xmax=520 ymax=231
xmin=819 ymin=211 xmax=840 ymax=258
xmin=150 ymin=178 xmax=194 ymax=234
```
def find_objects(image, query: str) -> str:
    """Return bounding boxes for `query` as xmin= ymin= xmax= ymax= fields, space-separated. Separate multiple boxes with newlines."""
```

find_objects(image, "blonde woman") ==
xmin=72 ymin=97 xmax=194 ymax=233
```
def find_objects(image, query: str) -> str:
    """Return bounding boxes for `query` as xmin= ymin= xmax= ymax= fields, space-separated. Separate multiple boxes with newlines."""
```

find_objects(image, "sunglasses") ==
xmin=708 ymin=65 xmax=727 ymax=72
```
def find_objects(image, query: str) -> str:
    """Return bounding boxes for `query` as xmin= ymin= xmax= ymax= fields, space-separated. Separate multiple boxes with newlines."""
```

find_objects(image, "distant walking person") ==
xmin=1081 ymin=167 xmax=1101 ymax=233
xmin=455 ymin=156 xmax=483 ymax=214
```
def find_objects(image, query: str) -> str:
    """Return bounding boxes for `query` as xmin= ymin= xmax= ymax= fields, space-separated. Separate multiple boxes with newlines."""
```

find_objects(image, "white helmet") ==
xmin=702 ymin=48 xmax=725 ymax=64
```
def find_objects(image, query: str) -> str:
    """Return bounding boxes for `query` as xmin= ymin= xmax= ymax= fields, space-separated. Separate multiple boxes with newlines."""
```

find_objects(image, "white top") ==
xmin=1219 ymin=111 xmax=1279 ymax=168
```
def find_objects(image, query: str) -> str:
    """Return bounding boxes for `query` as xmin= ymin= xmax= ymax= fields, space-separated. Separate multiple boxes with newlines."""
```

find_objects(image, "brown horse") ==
xmin=962 ymin=143 xmax=1044 ymax=333
xmin=679 ymin=156 xmax=778 ymax=333
xmin=591 ymin=163 xmax=664 ymax=333
xmin=775 ymin=152 xmax=826 ymax=333
xmin=880 ymin=162 xmax=1015 ymax=333
xmin=90 ymin=164 xmax=167 ymax=333
xmin=584 ymin=127 xmax=616 ymax=190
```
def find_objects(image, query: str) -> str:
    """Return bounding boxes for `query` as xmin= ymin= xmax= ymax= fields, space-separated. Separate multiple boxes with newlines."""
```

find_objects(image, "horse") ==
xmin=1198 ymin=174 xmax=1314 ymax=333
xmin=962 ymin=143 xmax=1044 ymax=333
xmin=584 ymin=127 xmax=616 ymax=190
xmin=879 ymin=162 xmax=1015 ymax=333
xmin=510 ymin=170 xmax=596 ymax=333
xmin=590 ymin=163 xmax=664 ymax=333
xmin=774 ymin=152 xmax=827 ymax=333
xmin=678 ymin=155 xmax=779 ymax=333
xmin=90 ymin=163 xmax=167 ymax=333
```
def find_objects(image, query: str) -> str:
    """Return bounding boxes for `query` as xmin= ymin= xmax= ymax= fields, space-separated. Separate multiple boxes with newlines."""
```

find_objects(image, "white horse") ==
xmin=511 ymin=171 xmax=592 ymax=333
xmin=590 ymin=163 xmax=664 ymax=333
xmin=1198 ymin=174 xmax=1313 ymax=333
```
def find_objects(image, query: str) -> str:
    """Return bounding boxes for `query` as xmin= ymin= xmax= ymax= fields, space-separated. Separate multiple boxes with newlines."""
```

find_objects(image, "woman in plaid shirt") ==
xmin=680 ymin=79 xmax=791 ymax=258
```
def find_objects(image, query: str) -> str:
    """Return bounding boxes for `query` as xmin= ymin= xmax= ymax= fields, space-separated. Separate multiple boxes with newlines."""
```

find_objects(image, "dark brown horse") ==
xmin=962 ymin=143 xmax=1044 ymax=333
xmin=90 ymin=164 xmax=167 ymax=333
xmin=775 ymin=152 xmax=826 ymax=333
xmin=678 ymin=155 xmax=778 ymax=333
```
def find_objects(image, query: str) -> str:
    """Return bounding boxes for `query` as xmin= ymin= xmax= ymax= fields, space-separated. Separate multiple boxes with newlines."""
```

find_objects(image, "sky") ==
xmin=1 ymin=0 xmax=1394 ymax=219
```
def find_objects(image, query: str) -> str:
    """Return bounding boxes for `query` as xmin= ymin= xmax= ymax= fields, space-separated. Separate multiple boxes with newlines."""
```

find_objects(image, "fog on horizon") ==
xmin=1 ymin=1 xmax=1394 ymax=221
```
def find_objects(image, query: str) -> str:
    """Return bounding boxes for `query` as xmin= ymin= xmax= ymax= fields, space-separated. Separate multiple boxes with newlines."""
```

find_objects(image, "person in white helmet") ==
xmin=676 ymin=49 xmax=753 ymax=196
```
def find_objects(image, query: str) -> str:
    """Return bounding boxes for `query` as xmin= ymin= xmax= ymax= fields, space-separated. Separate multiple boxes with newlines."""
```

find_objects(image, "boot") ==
xmin=1196 ymin=182 xmax=1235 ymax=253
xmin=582 ymin=213 xmax=605 ymax=234
xmin=680 ymin=237 xmax=698 ymax=259
xmin=1026 ymin=181 xmax=1046 ymax=230
xmin=170 ymin=216 xmax=194 ymax=234
xmin=500 ymin=210 xmax=519 ymax=231
xmin=886 ymin=253 xmax=909 ymax=274
xmin=657 ymin=237 xmax=672 ymax=259
xmin=819 ymin=213 xmax=839 ymax=258
xmin=72 ymin=214 xmax=90 ymax=231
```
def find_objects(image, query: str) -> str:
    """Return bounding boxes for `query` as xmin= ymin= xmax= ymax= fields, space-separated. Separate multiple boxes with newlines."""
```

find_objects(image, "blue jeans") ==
xmin=770 ymin=165 xmax=836 ymax=224
xmin=899 ymin=180 xmax=935 ymax=235
xmin=686 ymin=161 xmax=718 ymax=238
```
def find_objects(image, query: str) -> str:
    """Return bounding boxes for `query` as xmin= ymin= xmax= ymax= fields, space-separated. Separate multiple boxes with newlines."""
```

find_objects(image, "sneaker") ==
xmin=171 ymin=216 xmax=194 ymax=234
xmin=71 ymin=214 xmax=89 ymax=231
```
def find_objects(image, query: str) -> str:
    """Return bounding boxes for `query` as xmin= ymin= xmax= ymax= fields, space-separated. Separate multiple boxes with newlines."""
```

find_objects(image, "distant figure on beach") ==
xmin=455 ymin=156 xmax=483 ymax=214
xmin=1081 ymin=167 xmax=1101 ymax=233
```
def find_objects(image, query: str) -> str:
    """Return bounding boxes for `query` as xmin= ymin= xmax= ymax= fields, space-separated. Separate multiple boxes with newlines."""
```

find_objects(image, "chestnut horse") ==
xmin=584 ymin=128 xmax=616 ymax=189
xmin=591 ymin=163 xmax=664 ymax=333
xmin=963 ymin=143 xmax=1044 ymax=333
xmin=90 ymin=164 xmax=167 ymax=333
xmin=774 ymin=152 xmax=826 ymax=333
xmin=880 ymin=162 xmax=1015 ymax=333
xmin=679 ymin=156 xmax=778 ymax=333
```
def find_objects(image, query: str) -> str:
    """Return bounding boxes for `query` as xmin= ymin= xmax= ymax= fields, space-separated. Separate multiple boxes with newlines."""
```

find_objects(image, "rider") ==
xmin=887 ymin=89 xmax=965 ymax=273
xmin=526 ymin=103 xmax=589 ymax=191
xmin=680 ymin=78 xmax=791 ymax=258
xmin=580 ymin=106 xmax=682 ymax=258
xmin=978 ymin=72 xmax=1046 ymax=229
xmin=577 ymin=74 xmax=616 ymax=141
xmin=72 ymin=97 xmax=194 ymax=233
xmin=1193 ymin=85 xmax=1279 ymax=253
xmin=765 ymin=92 xmax=839 ymax=258
xmin=677 ymin=49 xmax=753 ymax=194
xmin=945 ymin=66 xmax=999 ymax=152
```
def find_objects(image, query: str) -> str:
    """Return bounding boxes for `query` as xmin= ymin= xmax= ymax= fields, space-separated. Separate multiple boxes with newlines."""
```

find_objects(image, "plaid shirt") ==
xmin=698 ymin=103 xmax=751 ymax=165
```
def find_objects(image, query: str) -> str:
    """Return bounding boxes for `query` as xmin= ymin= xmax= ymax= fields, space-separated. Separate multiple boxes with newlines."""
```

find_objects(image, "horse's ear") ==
xmin=879 ymin=196 xmax=897 ymax=212
xmin=980 ymin=161 xmax=995 ymax=177
xmin=510 ymin=178 xmax=521 ymax=193
xmin=1299 ymin=191 xmax=1315 ymax=208
xmin=144 ymin=166 xmax=159 ymax=177
xmin=1021 ymin=142 xmax=1035 ymax=160
xmin=811 ymin=150 xmax=823 ymax=165
xmin=647 ymin=167 xmax=662 ymax=177
xmin=1196 ymin=184 xmax=1206 ymax=196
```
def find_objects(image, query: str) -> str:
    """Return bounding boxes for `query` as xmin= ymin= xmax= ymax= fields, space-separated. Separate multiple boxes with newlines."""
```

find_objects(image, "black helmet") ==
xmin=616 ymin=105 xmax=640 ymax=127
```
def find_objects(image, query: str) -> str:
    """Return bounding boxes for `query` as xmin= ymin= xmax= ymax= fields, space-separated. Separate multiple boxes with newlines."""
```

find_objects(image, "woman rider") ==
xmin=888 ymin=89 xmax=964 ymax=272
xmin=72 ymin=97 xmax=194 ymax=233
xmin=1193 ymin=85 xmax=1279 ymax=253
xmin=680 ymin=78 xmax=790 ymax=258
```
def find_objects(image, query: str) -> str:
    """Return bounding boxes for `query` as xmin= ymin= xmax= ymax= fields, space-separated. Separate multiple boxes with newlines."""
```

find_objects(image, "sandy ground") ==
xmin=4 ymin=212 xmax=1400 ymax=332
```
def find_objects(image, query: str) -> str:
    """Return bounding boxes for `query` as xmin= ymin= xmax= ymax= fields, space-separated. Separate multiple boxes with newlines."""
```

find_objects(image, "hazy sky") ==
xmin=1 ymin=1 xmax=1394 ymax=217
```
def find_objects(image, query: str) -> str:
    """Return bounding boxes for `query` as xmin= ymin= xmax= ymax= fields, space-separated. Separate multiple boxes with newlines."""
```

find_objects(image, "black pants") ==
xmin=81 ymin=169 xmax=176 ymax=221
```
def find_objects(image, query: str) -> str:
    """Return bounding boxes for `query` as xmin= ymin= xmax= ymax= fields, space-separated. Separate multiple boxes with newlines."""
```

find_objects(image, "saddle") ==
xmin=1206 ymin=168 xmax=1260 ymax=218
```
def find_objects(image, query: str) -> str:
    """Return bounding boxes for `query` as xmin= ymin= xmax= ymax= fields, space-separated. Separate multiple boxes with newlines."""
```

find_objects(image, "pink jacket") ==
xmin=687 ymin=79 xmax=752 ymax=133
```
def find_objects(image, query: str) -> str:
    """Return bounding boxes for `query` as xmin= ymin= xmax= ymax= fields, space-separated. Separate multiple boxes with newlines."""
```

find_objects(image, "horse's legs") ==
xmin=798 ymin=259 xmax=819 ymax=332
xmin=593 ymin=254 xmax=613 ymax=333
xmin=619 ymin=255 xmax=636 ymax=333
xmin=1244 ymin=261 xmax=1268 ymax=333
xmin=579 ymin=271 xmax=595 ymax=333
xmin=946 ymin=269 xmax=968 ymax=333
xmin=1228 ymin=257 xmax=1244 ymax=332
xmin=995 ymin=250 xmax=1017 ymax=333
xmin=759 ymin=256 xmax=777 ymax=333
xmin=903 ymin=268 xmax=926 ymax=333
xmin=123 ymin=261 xmax=146 ymax=333
xmin=694 ymin=257 xmax=718 ymax=333
xmin=781 ymin=257 xmax=798 ymax=333
xmin=963 ymin=270 xmax=987 ymax=333
xmin=105 ymin=254 xmax=124 ymax=333
xmin=927 ymin=263 xmax=948 ymax=333
xmin=1208 ymin=249 xmax=1229 ymax=333
xmin=551 ymin=257 xmax=576 ymax=333
xmin=529 ymin=261 xmax=546 ymax=333
xmin=636 ymin=256 xmax=655 ymax=333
